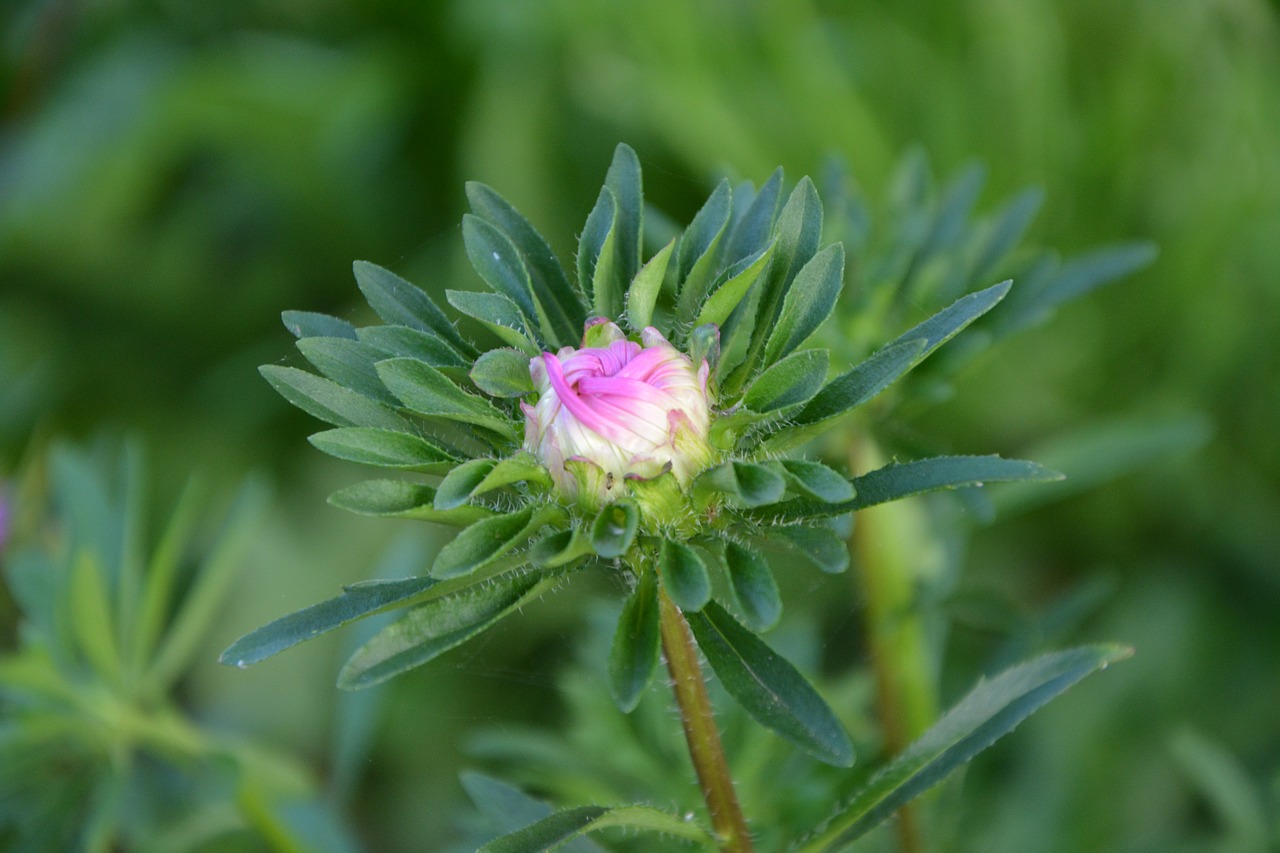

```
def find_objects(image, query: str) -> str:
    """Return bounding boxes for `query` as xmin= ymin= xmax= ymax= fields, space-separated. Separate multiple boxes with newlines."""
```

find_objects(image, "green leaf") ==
xmin=609 ymin=569 xmax=660 ymax=713
xmin=352 ymin=260 xmax=475 ymax=357
xmin=260 ymin=365 xmax=411 ymax=431
xmin=688 ymin=602 xmax=853 ymax=766
xmin=460 ymin=773 xmax=573 ymax=844
xmin=220 ymin=576 xmax=441 ymax=667
xmin=447 ymin=289 xmax=540 ymax=355
xmin=971 ymin=186 xmax=1043 ymax=283
xmin=1000 ymin=243 xmax=1157 ymax=334
xmin=529 ymin=528 xmax=594 ymax=568
xmin=464 ymin=214 xmax=544 ymax=345
xmin=748 ymin=177 xmax=825 ymax=365
xmin=695 ymin=461 xmax=786 ymax=508
xmin=478 ymin=804 xmax=712 ymax=853
xmin=466 ymin=182 xmax=586 ymax=347
xmin=760 ymin=525 xmax=849 ymax=574
xmin=432 ymin=505 xmax=562 ymax=580
xmin=376 ymin=357 xmax=517 ymax=439
xmin=471 ymin=349 xmax=535 ymax=398
xmin=694 ymin=242 xmax=775 ymax=329
xmin=657 ymin=539 xmax=711 ymax=613
xmin=775 ymin=459 xmax=855 ymax=503
xmin=338 ymin=570 xmax=554 ymax=689
xmin=591 ymin=219 xmax=623 ymax=320
xmin=771 ymin=455 xmax=1063 ymax=521
xmin=763 ymin=242 xmax=844 ymax=364
xmin=308 ymin=428 xmax=458 ymax=473
xmin=282 ymin=310 xmax=357 ymax=340
xmin=435 ymin=458 xmax=499 ymax=510
xmin=742 ymin=348 xmax=829 ymax=414
xmin=625 ymin=239 xmax=674 ymax=332
xmin=356 ymin=325 xmax=467 ymax=368
xmin=328 ymin=479 xmax=495 ymax=526
xmin=675 ymin=180 xmax=732 ymax=322
xmin=577 ymin=187 xmax=615 ymax=304
xmin=296 ymin=337 xmax=399 ymax=406
xmin=796 ymin=645 xmax=1132 ymax=851
xmin=604 ymin=143 xmax=643 ymax=291
xmin=724 ymin=541 xmax=781 ymax=631
xmin=725 ymin=169 xmax=783 ymax=266
xmin=69 ymin=551 xmax=121 ymax=684
xmin=590 ymin=499 xmax=639 ymax=559
xmin=789 ymin=338 xmax=928 ymax=431
xmin=474 ymin=454 xmax=553 ymax=496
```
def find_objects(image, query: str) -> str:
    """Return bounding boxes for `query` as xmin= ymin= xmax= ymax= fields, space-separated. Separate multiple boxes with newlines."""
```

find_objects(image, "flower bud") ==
xmin=523 ymin=322 xmax=713 ymax=508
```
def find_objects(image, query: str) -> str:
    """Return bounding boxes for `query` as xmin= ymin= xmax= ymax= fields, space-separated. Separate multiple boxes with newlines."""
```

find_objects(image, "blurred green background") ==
xmin=2 ymin=1 xmax=1277 ymax=850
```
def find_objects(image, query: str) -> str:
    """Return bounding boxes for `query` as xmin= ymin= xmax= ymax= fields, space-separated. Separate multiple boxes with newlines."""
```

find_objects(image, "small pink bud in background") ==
xmin=523 ymin=322 xmax=713 ymax=508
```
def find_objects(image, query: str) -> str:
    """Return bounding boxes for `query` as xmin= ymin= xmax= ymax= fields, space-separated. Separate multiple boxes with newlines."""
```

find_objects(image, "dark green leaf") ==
xmin=328 ymin=479 xmax=495 ymax=526
xmin=296 ymin=337 xmax=399 ymax=405
xmin=688 ymin=602 xmax=853 ymax=766
xmin=260 ymin=365 xmax=411 ymax=431
xmin=605 ymin=143 xmax=643 ymax=288
xmin=529 ymin=528 xmax=594 ymax=568
xmin=434 ymin=458 xmax=499 ymax=510
xmin=308 ymin=428 xmax=458 ymax=473
xmin=971 ymin=186 xmax=1043 ymax=283
xmin=999 ymin=243 xmax=1157 ymax=334
xmin=478 ymin=804 xmax=712 ymax=853
xmin=789 ymin=338 xmax=928 ymax=432
xmin=376 ymin=357 xmax=517 ymax=439
xmin=760 ymin=525 xmax=849 ymax=574
xmin=282 ymin=310 xmax=357 ymax=340
xmin=725 ymin=169 xmax=782 ymax=266
xmin=675 ymin=180 xmax=732 ymax=322
xmin=590 ymin=499 xmax=639 ymax=559
xmin=466 ymin=182 xmax=586 ymax=347
xmin=447 ymin=289 xmax=539 ymax=354
xmin=220 ymin=576 xmax=440 ymax=667
xmin=763 ymin=242 xmax=844 ymax=364
xmin=742 ymin=348 xmax=829 ymax=414
xmin=749 ymin=177 xmax=824 ymax=359
xmin=696 ymin=461 xmax=786 ymax=508
xmin=338 ymin=570 xmax=554 ymax=689
xmin=463 ymin=215 xmax=543 ymax=342
xmin=776 ymin=459 xmax=855 ymax=503
xmin=796 ymin=645 xmax=1131 ymax=851
xmin=352 ymin=260 xmax=475 ymax=357
xmin=357 ymin=325 xmax=467 ymax=367
xmin=724 ymin=541 xmax=781 ymax=631
xmin=658 ymin=539 xmax=711 ymax=613
xmin=609 ymin=569 xmax=660 ymax=713
xmin=432 ymin=505 xmax=561 ymax=580
xmin=472 ymin=349 xmax=535 ymax=397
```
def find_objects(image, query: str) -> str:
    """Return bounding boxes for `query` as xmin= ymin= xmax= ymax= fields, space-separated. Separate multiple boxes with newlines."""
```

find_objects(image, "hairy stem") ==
xmin=659 ymin=589 xmax=753 ymax=853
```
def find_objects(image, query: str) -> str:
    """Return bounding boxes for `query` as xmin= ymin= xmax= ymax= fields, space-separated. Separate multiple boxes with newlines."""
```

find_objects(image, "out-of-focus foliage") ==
xmin=2 ymin=0 xmax=1277 ymax=850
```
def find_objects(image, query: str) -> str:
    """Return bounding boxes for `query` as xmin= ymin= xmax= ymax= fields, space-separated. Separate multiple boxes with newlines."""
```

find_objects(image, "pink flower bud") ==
xmin=523 ymin=322 xmax=713 ymax=507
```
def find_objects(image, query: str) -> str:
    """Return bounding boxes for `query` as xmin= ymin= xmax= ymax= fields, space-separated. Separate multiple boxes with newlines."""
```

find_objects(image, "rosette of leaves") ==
xmin=0 ymin=442 xmax=350 ymax=852
xmin=227 ymin=144 xmax=1113 ymax=850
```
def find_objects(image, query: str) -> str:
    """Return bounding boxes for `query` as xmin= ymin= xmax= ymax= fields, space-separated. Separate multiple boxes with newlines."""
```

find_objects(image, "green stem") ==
xmin=850 ymin=437 xmax=938 ymax=853
xmin=658 ymin=589 xmax=753 ymax=853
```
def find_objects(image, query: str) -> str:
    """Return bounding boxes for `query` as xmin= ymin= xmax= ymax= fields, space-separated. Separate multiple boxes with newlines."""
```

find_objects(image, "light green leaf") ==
xmin=220 ymin=576 xmax=441 ymax=667
xmin=296 ymin=337 xmax=399 ymax=406
xmin=625 ymin=239 xmax=674 ymax=332
xmin=260 ymin=365 xmax=411 ymax=431
xmin=725 ymin=169 xmax=783 ymax=266
xmin=675 ymin=180 xmax=732 ymax=323
xmin=338 ymin=570 xmax=554 ymax=689
xmin=352 ymin=260 xmax=475 ymax=357
xmin=576 ymin=187 xmax=615 ymax=304
xmin=609 ymin=569 xmax=661 ymax=713
xmin=478 ymin=804 xmax=712 ymax=853
xmin=694 ymin=242 xmax=775 ymax=329
xmin=69 ymin=551 xmax=121 ymax=684
xmin=688 ymin=602 xmax=853 ymax=767
xmin=376 ymin=357 xmax=517 ymax=439
xmin=308 ymin=428 xmax=457 ymax=473
xmin=529 ymin=528 xmax=594 ymax=569
xmin=470 ymin=349 xmax=535 ymax=398
xmin=742 ymin=348 xmax=829 ymax=414
xmin=435 ymin=458 xmax=499 ymax=510
xmin=796 ymin=645 xmax=1132 ymax=851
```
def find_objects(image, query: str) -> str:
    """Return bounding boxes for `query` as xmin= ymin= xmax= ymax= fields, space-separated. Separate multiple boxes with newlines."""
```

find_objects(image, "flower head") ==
xmin=524 ymin=321 xmax=712 ymax=508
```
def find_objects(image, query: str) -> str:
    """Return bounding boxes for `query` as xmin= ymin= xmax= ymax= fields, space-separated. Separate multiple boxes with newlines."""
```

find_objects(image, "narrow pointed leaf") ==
xmin=609 ymin=569 xmax=660 ymax=712
xmin=474 ymin=454 xmax=553 ymax=496
xmin=760 ymin=525 xmax=849 ymax=574
xmin=338 ymin=570 xmax=554 ymax=689
xmin=999 ymin=243 xmax=1157 ymax=334
xmin=448 ymin=290 xmax=540 ymax=355
xmin=352 ymin=260 xmax=474 ymax=357
xmin=466 ymin=182 xmax=585 ymax=346
xmin=296 ymin=337 xmax=399 ymax=406
xmin=432 ymin=505 xmax=561 ymax=580
xmin=776 ymin=459 xmax=855 ymax=503
xmin=625 ymin=239 xmax=674 ymax=332
xmin=791 ymin=338 xmax=928 ymax=429
xmin=260 ymin=365 xmax=411 ymax=431
xmin=435 ymin=459 xmax=499 ymax=510
xmin=751 ymin=177 xmax=824 ymax=360
xmin=357 ymin=325 xmax=467 ymax=368
xmin=282 ymin=310 xmax=357 ymax=340
xmin=376 ymin=357 xmax=517 ymax=439
xmin=725 ymin=168 xmax=782 ymax=265
xmin=220 ymin=576 xmax=441 ymax=667
xmin=604 ymin=143 xmax=643 ymax=288
xmin=479 ymin=804 xmax=713 ymax=853
xmin=763 ymin=242 xmax=844 ymax=364
xmin=328 ymin=479 xmax=495 ymax=526
xmin=688 ymin=602 xmax=853 ymax=766
xmin=694 ymin=242 xmax=775 ymax=329
xmin=463 ymin=215 xmax=543 ymax=342
xmin=591 ymin=221 xmax=623 ymax=320
xmin=577 ymin=188 xmax=615 ymax=303
xmin=658 ymin=539 xmax=711 ymax=613
xmin=675 ymin=180 xmax=732 ymax=322
xmin=742 ymin=348 xmax=829 ymax=414
xmin=308 ymin=428 xmax=458 ymax=473
xmin=724 ymin=541 xmax=781 ymax=631
xmin=797 ymin=645 xmax=1132 ymax=851
xmin=69 ymin=552 xmax=121 ymax=684
xmin=971 ymin=186 xmax=1043 ymax=283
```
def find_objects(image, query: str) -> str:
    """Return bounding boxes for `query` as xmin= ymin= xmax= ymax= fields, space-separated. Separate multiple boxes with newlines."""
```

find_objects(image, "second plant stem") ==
xmin=658 ymin=588 xmax=754 ymax=853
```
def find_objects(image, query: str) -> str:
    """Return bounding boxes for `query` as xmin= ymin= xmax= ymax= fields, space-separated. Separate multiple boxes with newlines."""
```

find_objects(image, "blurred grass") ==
xmin=2 ymin=0 xmax=1278 ymax=850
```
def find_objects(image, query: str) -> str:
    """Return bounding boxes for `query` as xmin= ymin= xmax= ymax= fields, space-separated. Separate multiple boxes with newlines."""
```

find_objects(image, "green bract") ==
xmin=227 ymin=143 xmax=1062 ymax=763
